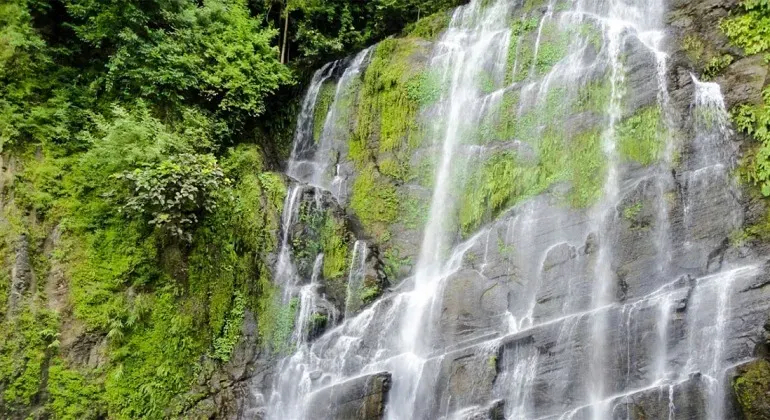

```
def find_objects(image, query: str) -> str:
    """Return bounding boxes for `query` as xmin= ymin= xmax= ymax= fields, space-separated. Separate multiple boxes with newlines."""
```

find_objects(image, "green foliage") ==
xmin=70 ymin=0 xmax=293 ymax=117
xmin=344 ymin=36 xmax=437 ymax=239
xmin=702 ymin=54 xmax=734 ymax=80
xmin=723 ymin=3 xmax=770 ymax=201
xmin=405 ymin=10 xmax=451 ymax=40
xmin=103 ymin=290 xmax=205 ymax=419
xmin=321 ymin=215 xmax=350 ymax=280
xmin=535 ymin=23 xmax=570 ymax=75
xmin=458 ymin=151 xmax=541 ymax=235
xmin=308 ymin=312 xmax=328 ymax=333
xmin=401 ymin=193 xmax=430 ymax=230
xmin=540 ymin=128 xmax=606 ymax=208
xmin=360 ymin=285 xmax=381 ymax=304
xmin=212 ymin=292 xmax=246 ymax=361
xmin=406 ymin=70 xmax=446 ymax=107
xmin=683 ymin=35 xmax=705 ymax=62
xmin=47 ymin=360 xmax=106 ymax=419
xmin=313 ymin=81 xmax=338 ymax=143
xmin=350 ymin=164 xmax=400 ymax=240
xmin=732 ymin=359 xmax=770 ymax=420
xmin=623 ymin=202 xmax=643 ymax=221
xmin=505 ymin=17 xmax=539 ymax=85
xmin=0 ymin=307 xmax=59 ymax=411
xmin=578 ymin=23 xmax=603 ymax=51
xmin=359 ymin=38 xmax=424 ymax=155
xmin=291 ymin=201 xmax=350 ymax=280
xmin=733 ymin=89 xmax=770 ymax=196
xmin=576 ymin=78 xmax=612 ymax=113
xmin=117 ymin=153 xmax=229 ymax=241
xmin=280 ymin=0 xmax=465 ymax=66
xmin=265 ymin=297 xmax=299 ymax=354
xmin=458 ymin=78 xmax=609 ymax=233
xmin=721 ymin=0 xmax=770 ymax=56
xmin=383 ymin=246 xmax=412 ymax=280
xmin=616 ymin=106 xmax=666 ymax=166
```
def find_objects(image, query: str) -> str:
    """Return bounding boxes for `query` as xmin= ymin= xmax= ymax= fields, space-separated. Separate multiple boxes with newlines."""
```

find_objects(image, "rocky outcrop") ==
xmin=182 ymin=311 xmax=274 ymax=419
xmin=305 ymin=372 xmax=392 ymax=420
xmin=732 ymin=359 xmax=770 ymax=420
xmin=7 ymin=234 xmax=32 ymax=314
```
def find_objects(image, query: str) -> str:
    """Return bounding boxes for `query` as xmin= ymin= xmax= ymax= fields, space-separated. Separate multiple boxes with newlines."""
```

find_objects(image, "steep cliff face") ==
xmin=251 ymin=0 xmax=770 ymax=419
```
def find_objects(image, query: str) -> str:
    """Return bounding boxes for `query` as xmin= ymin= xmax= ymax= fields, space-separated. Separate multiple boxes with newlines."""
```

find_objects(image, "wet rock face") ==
xmin=7 ymin=234 xmax=32 ymax=314
xmin=305 ymin=372 xmax=392 ymax=420
xmin=257 ymin=0 xmax=770 ymax=418
xmin=438 ymin=268 xmax=511 ymax=347
xmin=609 ymin=374 xmax=708 ymax=420
xmin=183 ymin=311 xmax=276 ymax=420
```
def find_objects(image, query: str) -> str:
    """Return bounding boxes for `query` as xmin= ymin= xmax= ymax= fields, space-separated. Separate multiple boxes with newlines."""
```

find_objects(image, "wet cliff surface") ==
xmin=237 ymin=0 xmax=770 ymax=419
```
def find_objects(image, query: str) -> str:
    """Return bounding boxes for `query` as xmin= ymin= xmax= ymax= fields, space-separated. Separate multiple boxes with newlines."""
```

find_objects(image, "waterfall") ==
xmin=258 ymin=0 xmax=770 ymax=419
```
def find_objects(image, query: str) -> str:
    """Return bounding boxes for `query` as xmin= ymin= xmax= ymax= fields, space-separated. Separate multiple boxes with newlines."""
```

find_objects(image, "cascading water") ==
xmin=256 ymin=0 xmax=770 ymax=419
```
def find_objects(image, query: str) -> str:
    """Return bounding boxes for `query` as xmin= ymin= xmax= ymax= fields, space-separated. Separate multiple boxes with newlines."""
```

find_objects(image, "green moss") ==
xmin=103 ymin=290 xmax=206 ymax=419
xmin=401 ymin=193 xmax=430 ymax=230
xmin=406 ymin=69 xmax=446 ymax=107
xmin=0 ymin=307 xmax=59 ymax=410
xmin=405 ymin=11 xmax=451 ymax=40
xmin=477 ymin=70 xmax=498 ymax=94
xmin=313 ymin=81 xmax=338 ymax=143
xmin=335 ymin=76 xmax=363 ymax=132
xmin=308 ymin=313 xmax=328 ymax=332
xmin=487 ymin=354 xmax=498 ymax=370
xmin=497 ymin=234 xmax=515 ymax=255
xmin=683 ymin=35 xmax=705 ymax=62
xmin=360 ymin=285 xmax=381 ymax=304
xmin=212 ymin=292 xmax=246 ymax=361
xmin=535 ymin=22 xmax=570 ymax=75
xmin=379 ymin=157 xmax=413 ymax=182
xmin=356 ymin=38 xmax=424 ymax=157
xmin=623 ymin=202 xmax=643 ymax=221
xmin=47 ymin=360 xmax=106 ymax=419
xmin=576 ymin=78 xmax=611 ymax=113
xmin=523 ymin=0 xmax=547 ymax=13
xmin=458 ymin=151 xmax=542 ymax=235
xmin=578 ymin=22 xmax=603 ymax=51
xmin=505 ymin=17 xmax=539 ymax=85
xmin=458 ymin=76 xmax=609 ymax=233
xmin=564 ymin=130 xmax=606 ymax=207
xmin=732 ymin=359 xmax=770 ymax=420
xmin=702 ymin=54 xmax=734 ymax=81
xmin=617 ymin=106 xmax=666 ymax=166
xmin=321 ymin=215 xmax=350 ymax=280
xmin=350 ymin=165 xmax=400 ymax=240
xmin=512 ymin=43 xmax=535 ymax=83
xmin=383 ymin=246 xmax=412 ymax=280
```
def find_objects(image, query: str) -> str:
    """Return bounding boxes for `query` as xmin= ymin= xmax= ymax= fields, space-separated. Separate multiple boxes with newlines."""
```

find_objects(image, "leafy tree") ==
xmin=117 ymin=153 xmax=229 ymax=241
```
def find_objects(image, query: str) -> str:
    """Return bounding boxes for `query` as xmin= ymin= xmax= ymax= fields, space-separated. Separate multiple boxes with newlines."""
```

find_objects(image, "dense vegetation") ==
xmin=0 ymin=0 xmax=466 ymax=417
xmin=718 ymin=0 xmax=770 ymax=245
xmin=718 ymin=1 xmax=770 ymax=415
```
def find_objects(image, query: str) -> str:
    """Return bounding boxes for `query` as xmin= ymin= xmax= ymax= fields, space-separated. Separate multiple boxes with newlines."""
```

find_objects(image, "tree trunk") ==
xmin=280 ymin=8 xmax=290 ymax=64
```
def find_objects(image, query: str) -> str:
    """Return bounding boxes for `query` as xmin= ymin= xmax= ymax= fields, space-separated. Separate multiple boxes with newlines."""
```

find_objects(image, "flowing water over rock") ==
xmin=254 ymin=0 xmax=770 ymax=418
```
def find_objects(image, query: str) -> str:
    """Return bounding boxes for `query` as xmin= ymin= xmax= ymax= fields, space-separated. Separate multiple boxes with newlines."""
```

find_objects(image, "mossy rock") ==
xmin=733 ymin=359 xmax=770 ymax=420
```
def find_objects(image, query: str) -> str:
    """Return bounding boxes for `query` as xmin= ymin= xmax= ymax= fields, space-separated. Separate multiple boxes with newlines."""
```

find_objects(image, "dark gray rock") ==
xmin=7 ymin=234 xmax=32 ymax=314
xmin=610 ymin=374 xmax=708 ymax=420
xmin=305 ymin=372 xmax=391 ymax=420
xmin=438 ymin=268 xmax=511 ymax=347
